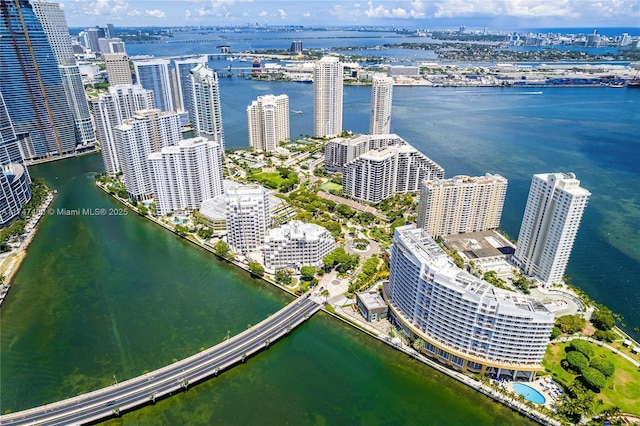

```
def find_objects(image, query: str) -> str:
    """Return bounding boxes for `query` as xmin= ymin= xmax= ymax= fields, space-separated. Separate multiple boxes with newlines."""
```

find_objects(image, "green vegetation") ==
xmin=248 ymin=261 xmax=264 ymax=277
xmin=544 ymin=341 xmax=640 ymax=416
xmin=300 ymin=266 xmax=316 ymax=281
xmin=213 ymin=240 xmax=232 ymax=258
xmin=322 ymin=247 xmax=359 ymax=274
xmin=174 ymin=224 xmax=189 ymax=236
xmin=565 ymin=350 xmax=589 ymax=372
xmin=249 ymin=167 xmax=299 ymax=192
xmin=275 ymin=269 xmax=292 ymax=286
xmin=512 ymin=270 xmax=533 ymax=294
xmin=570 ymin=339 xmax=595 ymax=359
xmin=348 ymin=256 xmax=387 ymax=294
xmin=481 ymin=270 xmax=513 ymax=292
xmin=196 ymin=227 xmax=213 ymax=239
xmin=591 ymin=306 xmax=616 ymax=331
xmin=555 ymin=314 xmax=586 ymax=335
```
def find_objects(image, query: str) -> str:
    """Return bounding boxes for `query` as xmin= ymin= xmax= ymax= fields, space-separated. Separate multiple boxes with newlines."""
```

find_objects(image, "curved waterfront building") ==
xmin=0 ymin=0 xmax=77 ymax=160
xmin=385 ymin=226 xmax=554 ymax=381
xmin=0 ymin=93 xmax=31 ymax=225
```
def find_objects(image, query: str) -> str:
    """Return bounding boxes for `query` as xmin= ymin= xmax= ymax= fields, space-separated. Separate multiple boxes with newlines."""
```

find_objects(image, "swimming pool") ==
xmin=512 ymin=383 xmax=546 ymax=404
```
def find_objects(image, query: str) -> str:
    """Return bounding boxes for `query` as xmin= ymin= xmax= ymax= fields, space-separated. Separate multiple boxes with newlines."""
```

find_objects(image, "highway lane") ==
xmin=1 ymin=298 xmax=321 ymax=425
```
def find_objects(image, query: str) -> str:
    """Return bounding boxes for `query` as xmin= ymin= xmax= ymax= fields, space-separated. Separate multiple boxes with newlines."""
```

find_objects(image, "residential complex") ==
xmin=513 ymin=172 xmax=590 ymax=286
xmin=314 ymin=57 xmax=343 ymax=138
xmin=133 ymin=59 xmax=176 ymax=112
xmin=343 ymin=144 xmax=444 ymax=204
xmin=149 ymin=137 xmax=224 ymax=216
xmin=0 ymin=0 xmax=77 ymax=160
xmin=189 ymin=64 xmax=225 ymax=150
xmin=114 ymin=109 xmax=180 ymax=200
xmin=0 ymin=94 xmax=31 ymax=225
xmin=225 ymin=184 xmax=270 ymax=255
xmin=324 ymin=133 xmax=404 ymax=173
xmin=417 ymin=174 xmax=508 ymax=238
xmin=369 ymin=76 xmax=394 ymax=135
xmin=104 ymin=53 xmax=133 ymax=85
xmin=385 ymin=226 xmax=554 ymax=381
xmin=263 ymin=220 xmax=335 ymax=270
xmin=92 ymin=85 xmax=155 ymax=176
xmin=247 ymin=94 xmax=290 ymax=152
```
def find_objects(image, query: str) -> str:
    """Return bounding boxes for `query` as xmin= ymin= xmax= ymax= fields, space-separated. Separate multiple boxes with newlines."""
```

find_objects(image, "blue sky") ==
xmin=55 ymin=0 xmax=640 ymax=29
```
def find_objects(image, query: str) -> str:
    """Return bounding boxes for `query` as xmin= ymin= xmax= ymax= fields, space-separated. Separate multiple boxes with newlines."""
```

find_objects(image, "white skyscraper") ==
xmin=104 ymin=53 xmax=133 ymax=85
xmin=264 ymin=221 xmax=336 ymax=270
xmin=172 ymin=55 xmax=209 ymax=115
xmin=114 ymin=109 xmax=180 ymax=200
xmin=513 ymin=172 xmax=591 ymax=285
xmin=343 ymin=144 xmax=444 ymax=204
xmin=247 ymin=94 xmax=290 ymax=152
xmin=386 ymin=225 xmax=554 ymax=381
xmin=33 ymin=1 xmax=96 ymax=147
xmin=133 ymin=59 xmax=176 ymax=112
xmin=314 ymin=56 xmax=343 ymax=138
xmin=225 ymin=184 xmax=269 ymax=255
xmin=324 ymin=133 xmax=404 ymax=173
xmin=189 ymin=64 xmax=225 ymax=150
xmin=369 ymin=76 xmax=393 ymax=135
xmin=418 ymin=174 xmax=508 ymax=238
xmin=149 ymin=137 xmax=224 ymax=216
xmin=92 ymin=85 xmax=155 ymax=175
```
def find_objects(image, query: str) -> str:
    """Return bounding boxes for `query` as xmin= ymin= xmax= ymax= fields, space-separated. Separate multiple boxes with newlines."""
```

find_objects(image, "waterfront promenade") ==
xmin=0 ymin=297 xmax=321 ymax=425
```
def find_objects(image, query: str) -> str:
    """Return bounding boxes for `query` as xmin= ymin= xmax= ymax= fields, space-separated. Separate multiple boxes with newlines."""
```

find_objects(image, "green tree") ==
xmin=565 ymin=351 xmax=589 ymax=373
xmin=248 ymin=261 xmax=264 ymax=277
xmin=581 ymin=367 xmax=607 ymax=390
xmin=555 ymin=314 xmax=586 ymax=334
xmin=197 ymin=227 xmax=214 ymax=239
xmin=320 ymin=289 xmax=330 ymax=302
xmin=550 ymin=326 xmax=563 ymax=339
xmin=275 ymin=269 xmax=292 ymax=286
xmin=174 ymin=224 xmax=189 ymax=236
xmin=213 ymin=240 xmax=231 ymax=257
xmin=335 ymin=204 xmax=355 ymax=219
xmin=589 ymin=357 xmax=615 ymax=378
xmin=300 ymin=266 xmax=316 ymax=281
xmin=592 ymin=329 xmax=616 ymax=342
xmin=412 ymin=338 xmax=425 ymax=352
xmin=570 ymin=340 xmax=595 ymax=359
xmin=591 ymin=307 xmax=615 ymax=331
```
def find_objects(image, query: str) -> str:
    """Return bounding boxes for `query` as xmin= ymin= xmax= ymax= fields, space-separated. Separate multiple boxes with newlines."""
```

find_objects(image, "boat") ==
xmin=627 ymin=80 xmax=640 ymax=89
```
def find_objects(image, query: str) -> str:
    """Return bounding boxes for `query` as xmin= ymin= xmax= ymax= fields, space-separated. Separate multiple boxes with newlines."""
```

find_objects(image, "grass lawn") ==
xmin=252 ymin=172 xmax=287 ymax=189
xmin=543 ymin=341 xmax=640 ymax=415
xmin=320 ymin=182 xmax=342 ymax=192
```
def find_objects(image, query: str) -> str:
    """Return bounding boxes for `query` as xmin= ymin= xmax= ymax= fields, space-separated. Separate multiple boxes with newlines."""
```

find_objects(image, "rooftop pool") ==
xmin=512 ymin=383 xmax=546 ymax=404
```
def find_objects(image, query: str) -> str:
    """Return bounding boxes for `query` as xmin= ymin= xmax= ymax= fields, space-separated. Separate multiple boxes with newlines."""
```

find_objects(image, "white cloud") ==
xmin=278 ymin=8 xmax=287 ymax=19
xmin=73 ymin=0 xmax=140 ymax=18
xmin=146 ymin=9 xmax=165 ymax=18
xmin=259 ymin=10 xmax=268 ymax=17
xmin=303 ymin=12 xmax=311 ymax=17
xmin=364 ymin=0 xmax=425 ymax=19
xmin=185 ymin=9 xmax=192 ymax=18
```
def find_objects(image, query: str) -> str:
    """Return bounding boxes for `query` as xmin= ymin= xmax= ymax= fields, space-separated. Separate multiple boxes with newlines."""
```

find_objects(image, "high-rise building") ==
xmin=369 ymin=76 xmax=393 ymax=135
xmin=225 ymin=184 xmax=269 ymax=255
xmin=98 ymin=37 xmax=126 ymax=54
xmin=92 ymin=85 xmax=155 ymax=175
xmin=513 ymin=172 xmax=590 ymax=286
xmin=114 ymin=109 xmax=180 ymax=200
xmin=264 ymin=221 xmax=335 ymax=270
xmin=0 ymin=0 xmax=77 ymax=160
xmin=385 ymin=225 xmax=554 ymax=381
xmin=82 ymin=27 xmax=104 ymax=52
xmin=0 ymin=93 xmax=31 ymax=225
xmin=324 ymin=133 xmax=404 ymax=173
xmin=417 ymin=174 xmax=508 ymax=238
xmin=343 ymin=144 xmax=444 ymax=204
xmin=247 ymin=94 xmax=289 ymax=152
xmin=189 ymin=64 xmax=225 ymax=150
xmin=33 ymin=1 xmax=96 ymax=148
xmin=172 ymin=55 xmax=209 ymax=115
xmin=314 ymin=56 xmax=343 ymax=138
xmin=106 ymin=23 xmax=116 ymax=38
xmin=289 ymin=40 xmax=302 ymax=53
xmin=133 ymin=58 xmax=176 ymax=112
xmin=149 ymin=137 xmax=224 ymax=216
xmin=104 ymin=54 xmax=133 ymax=85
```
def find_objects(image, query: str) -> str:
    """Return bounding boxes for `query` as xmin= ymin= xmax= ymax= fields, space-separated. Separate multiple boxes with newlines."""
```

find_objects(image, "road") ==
xmin=1 ymin=297 xmax=321 ymax=425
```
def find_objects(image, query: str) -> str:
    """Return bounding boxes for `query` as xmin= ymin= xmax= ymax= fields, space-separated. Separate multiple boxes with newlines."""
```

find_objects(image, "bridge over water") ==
xmin=0 ymin=297 xmax=321 ymax=425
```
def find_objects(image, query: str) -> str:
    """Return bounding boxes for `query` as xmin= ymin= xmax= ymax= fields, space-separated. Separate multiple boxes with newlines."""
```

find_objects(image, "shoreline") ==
xmin=95 ymin=180 xmax=559 ymax=425
xmin=0 ymin=191 xmax=55 ymax=290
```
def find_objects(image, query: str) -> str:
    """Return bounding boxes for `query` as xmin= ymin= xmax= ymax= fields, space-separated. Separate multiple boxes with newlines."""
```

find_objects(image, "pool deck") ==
xmin=505 ymin=377 xmax=563 ymax=410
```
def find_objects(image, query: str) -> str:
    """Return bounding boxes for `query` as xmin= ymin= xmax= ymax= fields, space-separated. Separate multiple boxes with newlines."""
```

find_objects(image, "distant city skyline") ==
xmin=54 ymin=0 xmax=639 ymax=30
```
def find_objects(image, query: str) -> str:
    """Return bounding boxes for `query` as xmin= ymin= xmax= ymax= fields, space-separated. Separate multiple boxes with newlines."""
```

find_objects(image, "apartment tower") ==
xmin=513 ymin=172 xmax=590 ymax=285
xmin=225 ymin=184 xmax=269 ymax=255
xmin=247 ymin=94 xmax=290 ymax=152
xmin=369 ymin=76 xmax=394 ymax=135
xmin=105 ymin=53 xmax=133 ymax=85
xmin=418 ymin=174 xmax=508 ymax=238
xmin=133 ymin=59 xmax=176 ymax=112
xmin=189 ymin=64 xmax=225 ymax=150
xmin=149 ymin=137 xmax=224 ymax=216
xmin=313 ymin=57 xmax=343 ymax=138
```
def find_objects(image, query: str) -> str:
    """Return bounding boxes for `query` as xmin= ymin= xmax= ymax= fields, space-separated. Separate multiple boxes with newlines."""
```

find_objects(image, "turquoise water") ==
xmin=512 ymin=383 xmax=546 ymax=404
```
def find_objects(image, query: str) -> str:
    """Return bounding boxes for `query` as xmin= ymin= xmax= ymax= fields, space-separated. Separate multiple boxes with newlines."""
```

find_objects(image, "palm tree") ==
xmin=320 ymin=289 xmax=330 ymax=303
xmin=397 ymin=329 xmax=409 ymax=345
xmin=412 ymin=338 xmax=425 ymax=353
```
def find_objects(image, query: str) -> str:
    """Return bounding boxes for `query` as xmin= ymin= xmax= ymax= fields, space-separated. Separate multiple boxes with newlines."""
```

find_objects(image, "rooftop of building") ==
xmin=426 ymin=173 xmax=508 ymax=187
xmin=442 ymin=230 xmax=515 ymax=260
xmin=200 ymin=181 xmax=281 ymax=221
xmin=266 ymin=220 xmax=333 ymax=242
xmin=356 ymin=290 xmax=388 ymax=311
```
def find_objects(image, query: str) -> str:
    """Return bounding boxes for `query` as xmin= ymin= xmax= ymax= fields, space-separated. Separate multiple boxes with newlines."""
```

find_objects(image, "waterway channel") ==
xmin=0 ymin=154 xmax=534 ymax=424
